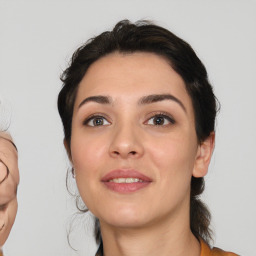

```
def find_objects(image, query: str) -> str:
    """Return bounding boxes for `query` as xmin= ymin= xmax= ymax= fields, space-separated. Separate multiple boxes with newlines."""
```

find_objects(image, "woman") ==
xmin=0 ymin=132 xmax=19 ymax=255
xmin=58 ymin=20 xmax=237 ymax=256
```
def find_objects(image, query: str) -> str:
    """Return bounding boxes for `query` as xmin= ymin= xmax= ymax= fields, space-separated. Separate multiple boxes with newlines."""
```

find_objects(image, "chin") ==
xmin=97 ymin=205 xmax=152 ymax=229
xmin=105 ymin=217 xmax=148 ymax=229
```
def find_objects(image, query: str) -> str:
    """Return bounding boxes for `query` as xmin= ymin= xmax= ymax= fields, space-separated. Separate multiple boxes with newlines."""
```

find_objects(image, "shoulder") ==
xmin=200 ymin=239 xmax=239 ymax=256
xmin=211 ymin=247 xmax=238 ymax=256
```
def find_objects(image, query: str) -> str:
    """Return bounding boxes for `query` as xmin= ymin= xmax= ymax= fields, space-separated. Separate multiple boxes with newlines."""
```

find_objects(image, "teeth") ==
xmin=109 ymin=178 xmax=142 ymax=183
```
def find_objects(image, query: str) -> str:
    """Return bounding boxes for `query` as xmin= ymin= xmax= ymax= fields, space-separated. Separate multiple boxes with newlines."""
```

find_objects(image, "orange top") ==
xmin=200 ymin=239 xmax=238 ymax=256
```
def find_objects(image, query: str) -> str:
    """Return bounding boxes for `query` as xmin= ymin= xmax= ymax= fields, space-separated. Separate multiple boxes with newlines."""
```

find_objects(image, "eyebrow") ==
xmin=78 ymin=94 xmax=186 ymax=112
xmin=139 ymin=94 xmax=186 ymax=112
xmin=78 ymin=96 xmax=112 ymax=108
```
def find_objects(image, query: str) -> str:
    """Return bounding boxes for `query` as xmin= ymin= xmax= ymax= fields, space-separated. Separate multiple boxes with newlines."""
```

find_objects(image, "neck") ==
xmin=100 ymin=207 xmax=200 ymax=256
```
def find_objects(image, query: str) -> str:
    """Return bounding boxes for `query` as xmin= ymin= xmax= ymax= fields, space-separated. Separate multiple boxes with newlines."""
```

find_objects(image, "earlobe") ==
xmin=192 ymin=132 xmax=215 ymax=178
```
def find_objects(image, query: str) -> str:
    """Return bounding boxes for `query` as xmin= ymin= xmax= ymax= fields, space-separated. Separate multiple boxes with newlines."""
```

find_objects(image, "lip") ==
xmin=101 ymin=169 xmax=152 ymax=193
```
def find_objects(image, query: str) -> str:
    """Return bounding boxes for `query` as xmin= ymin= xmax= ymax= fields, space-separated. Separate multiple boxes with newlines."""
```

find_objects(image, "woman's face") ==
xmin=70 ymin=52 xmax=210 ymax=229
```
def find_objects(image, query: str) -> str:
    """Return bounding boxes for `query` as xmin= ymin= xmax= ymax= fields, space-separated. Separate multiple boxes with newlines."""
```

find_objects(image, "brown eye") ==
xmin=93 ymin=117 xmax=104 ymax=126
xmin=146 ymin=114 xmax=175 ymax=126
xmin=153 ymin=116 xmax=165 ymax=125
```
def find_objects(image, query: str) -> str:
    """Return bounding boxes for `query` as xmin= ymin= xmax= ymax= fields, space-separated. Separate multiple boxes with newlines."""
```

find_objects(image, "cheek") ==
xmin=147 ymin=134 xmax=197 ymax=193
xmin=148 ymin=134 xmax=197 ymax=171
xmin=71 ymin=135 xmax=108 ymax=172
xmin=147 ymin=139 xmax=195 ymax=214
xmin=70 ymin=135 xmax=108 ymax=210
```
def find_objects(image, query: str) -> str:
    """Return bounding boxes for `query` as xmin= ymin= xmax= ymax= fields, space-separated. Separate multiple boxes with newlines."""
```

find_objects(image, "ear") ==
xmin=192 ymin=132 xmax=215 ymax=178
xmin=64 ymin=139 xmax=73 ymax=164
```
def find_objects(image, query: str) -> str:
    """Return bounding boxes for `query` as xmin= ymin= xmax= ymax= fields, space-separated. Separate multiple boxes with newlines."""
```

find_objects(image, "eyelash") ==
xmin=83 ymin=112 xmax=175 ymax=127
xmin=145 ymin=112 xmax=175 ymax=126
xmin=83 ymin=114 xmax=111 ymax=127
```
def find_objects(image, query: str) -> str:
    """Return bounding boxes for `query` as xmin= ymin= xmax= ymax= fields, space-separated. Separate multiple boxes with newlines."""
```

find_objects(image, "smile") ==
xmin=108 ymin=178 xmax=144 ymax=183
xmin=101 ymin=169 xmax=152 ymax=193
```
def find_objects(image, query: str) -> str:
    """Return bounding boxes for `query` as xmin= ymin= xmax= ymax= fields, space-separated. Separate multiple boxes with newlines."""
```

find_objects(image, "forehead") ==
xmin=75 ymin=52 xmax=193 ymax=112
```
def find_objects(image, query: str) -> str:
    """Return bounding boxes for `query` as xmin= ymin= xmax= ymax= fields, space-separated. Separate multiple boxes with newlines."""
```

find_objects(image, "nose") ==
xmin=109 ymin=123 xmax=144 ymax=159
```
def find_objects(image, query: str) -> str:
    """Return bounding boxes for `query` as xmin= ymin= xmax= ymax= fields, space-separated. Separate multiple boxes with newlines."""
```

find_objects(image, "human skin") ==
xmin=0 ymin=132 xmax=19 ymax=247
xmin=68 ymin=52 xmax=214 ymax=256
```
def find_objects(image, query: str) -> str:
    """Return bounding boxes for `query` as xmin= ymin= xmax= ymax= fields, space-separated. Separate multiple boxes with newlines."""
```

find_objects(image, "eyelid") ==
xmin=144 ymin=111 xmax=176 ymax=125
xmin=83 ymin=113 xmax=111 ymax=126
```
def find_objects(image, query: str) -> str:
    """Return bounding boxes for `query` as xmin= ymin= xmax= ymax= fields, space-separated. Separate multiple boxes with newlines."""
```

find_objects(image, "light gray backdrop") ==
xmin=1 ymin=1 xmax=255 ymax=255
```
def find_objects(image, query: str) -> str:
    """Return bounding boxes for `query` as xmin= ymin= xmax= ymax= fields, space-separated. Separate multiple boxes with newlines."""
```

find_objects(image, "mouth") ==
xmin=101 ymin=169 xmax=152 ymax=193
xmin=108 ymin=178 xmax=145 ymax=183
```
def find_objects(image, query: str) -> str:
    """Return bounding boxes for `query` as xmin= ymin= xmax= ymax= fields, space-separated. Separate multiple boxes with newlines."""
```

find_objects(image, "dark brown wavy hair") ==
xmin=58 ymin=20 xmax=218 ymax=251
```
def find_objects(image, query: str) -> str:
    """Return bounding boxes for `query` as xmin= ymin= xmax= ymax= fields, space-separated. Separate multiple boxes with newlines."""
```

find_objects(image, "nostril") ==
xmin=110 ymin=149 xmax=139 ymax=157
